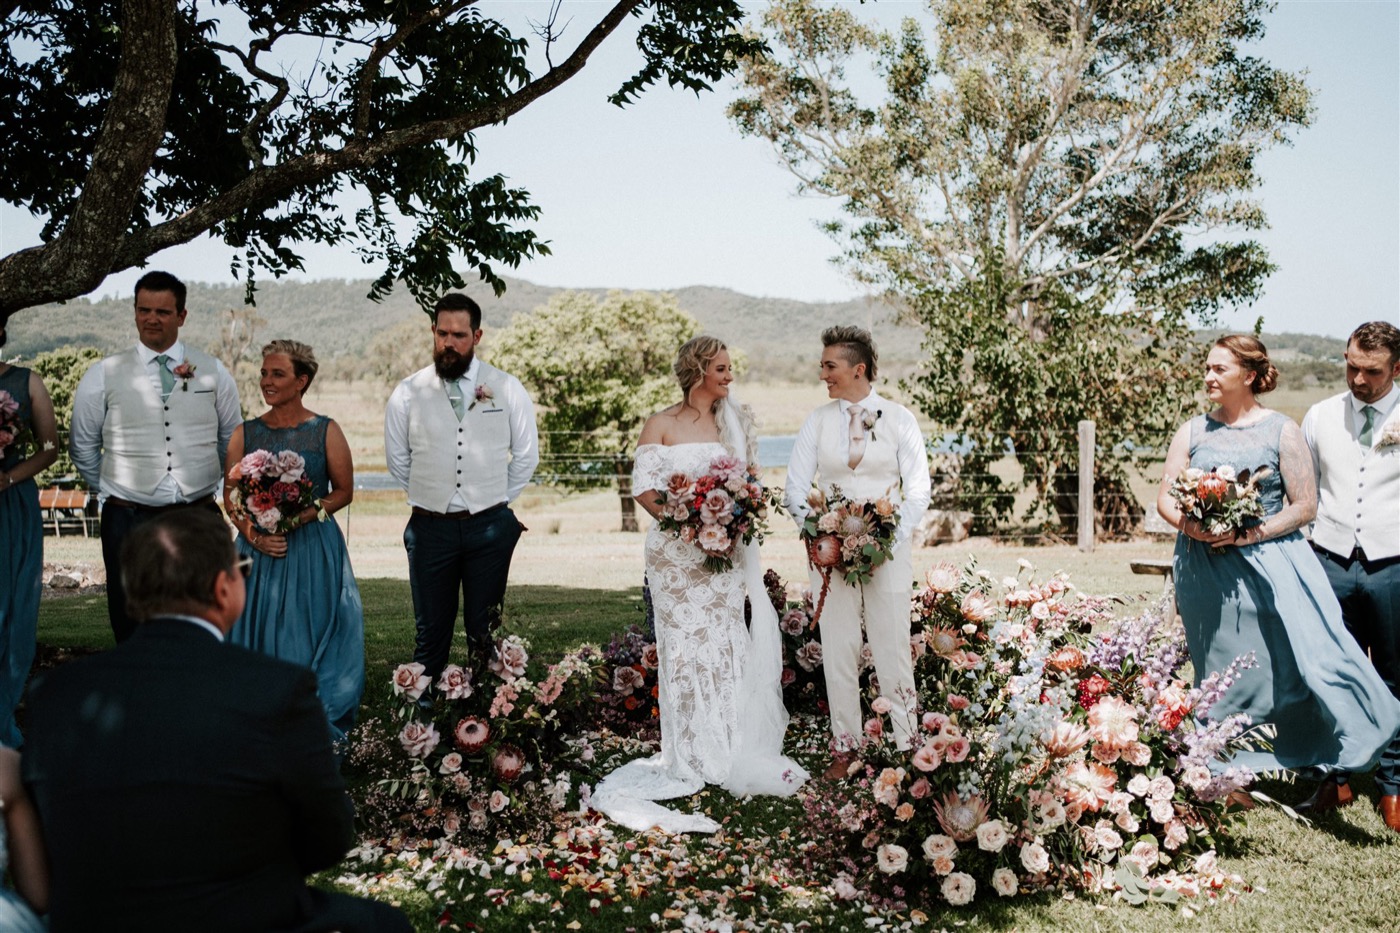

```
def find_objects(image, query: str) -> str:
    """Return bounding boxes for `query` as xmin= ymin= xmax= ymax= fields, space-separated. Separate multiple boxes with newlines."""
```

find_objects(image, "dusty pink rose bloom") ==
xmin=992 ymin=867 xmax=1018 ymax=897
xmin=871 ymin=696 xmax=894 ymax=715
xmin=779 ymin=610 xmax=806 ymax=636
xmin=942 ymin=871 xmax=976 ymax=906
xmin=947 ymin=694 xmax=970 ymax=711
xmin=439 ymin=752 xmax=464 ymax=775
xmin=944 ymin=737 xmax=971 ymax=763
xmin=489 ymin=636 xmax=529 ymax=681
xmin=489 ymin=790 xmax=509 ymax=813
xmin=612 ymin=666 xmax=645 ymax=696
xmin=932 ymin=855 xmax=955 ymax=876
xmin=437 ymin=664 xmax=473 ymax=700
xmin=911 ymin=742 xmax=942 ymax=773
xmin=640 ymin=643 xmax=660 ymax=670
xmin=876 ymin=843 xmax=908 ymax=874
xmin=909 ymin=777 xmax=932 ymax=799
xmin=398 ymin=721 xmax=440 ymax=759
xmin=795 ymin=641 xmax=823 ymax=672
xmin=895 ymin=802 xmax=915 ymax=822
xmin=272 ymin=450 xmax=306 ymax=483
xmin=392 ymin=662 xmax=431 ymax=700
xmin=239 ymin=449 xmax=275 ymax=479
xmin=780 ymin=667 xmax=796 ymax=686
xmin=921 ymin=833 xmax=957 ymax=861
xmin=696 ymin=522 xmax=732 ymax=553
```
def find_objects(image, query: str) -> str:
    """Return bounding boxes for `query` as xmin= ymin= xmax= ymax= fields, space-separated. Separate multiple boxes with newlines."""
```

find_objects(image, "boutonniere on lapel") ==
xmin=862 ymin=408 xmax=883 ymax=442
xmin=469 ymin=384 xmax=494 ymax=411
xmin=1377 ymin=420 xmax=1400 ymax=449
xmin=172 ymin=361 xmax=196 ymax=391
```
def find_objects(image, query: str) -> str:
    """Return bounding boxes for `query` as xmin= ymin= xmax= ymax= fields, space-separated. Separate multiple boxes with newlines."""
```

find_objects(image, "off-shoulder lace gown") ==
xmin=592 ymin=442 xmax=806 ymax=833
xmin=1173 ymin=412 xmax=1400 ymax=774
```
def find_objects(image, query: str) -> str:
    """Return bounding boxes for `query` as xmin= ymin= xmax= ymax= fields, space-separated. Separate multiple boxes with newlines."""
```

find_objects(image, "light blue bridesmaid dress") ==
xmin=1173 ymin=411 xmax=1400 ymax=774
xmin=0 ymin=366 xmax=40 ymax=750
xmin=230 ymin=415 xmax=365 ymax=744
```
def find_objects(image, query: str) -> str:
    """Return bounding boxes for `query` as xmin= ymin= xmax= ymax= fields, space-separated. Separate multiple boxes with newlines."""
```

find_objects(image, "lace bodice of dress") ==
xmin=1188 ymin=411 xmax=1288 ymax=517
xmin=632 ymin=442 xmax=730 ymax=498
xmin=244 ymin=414 xmax=332 ymax=499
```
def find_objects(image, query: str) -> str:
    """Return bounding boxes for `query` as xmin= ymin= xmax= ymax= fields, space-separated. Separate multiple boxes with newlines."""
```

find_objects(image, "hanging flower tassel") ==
xmin=806 ymin=534 xmax=842 ymax=630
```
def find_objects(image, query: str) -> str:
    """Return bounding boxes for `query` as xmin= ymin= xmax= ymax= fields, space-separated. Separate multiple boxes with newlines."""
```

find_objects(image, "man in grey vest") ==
xmin=70 ymin=271 xmax=241 ymax=642
xmin=1299 ymin=320 xmax=1400 ymax=830
xmin=384 ymin=292 xmax=539 ymax=683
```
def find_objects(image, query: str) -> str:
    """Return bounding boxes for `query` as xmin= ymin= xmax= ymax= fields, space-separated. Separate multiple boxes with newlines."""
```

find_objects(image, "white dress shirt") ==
xmin=69 ymin=340 xmax=242 ymax=503
xmin=784 ymin=390 xmax=932 ymax=547
xmin=383 ymin=356 xmax=539 ymax=510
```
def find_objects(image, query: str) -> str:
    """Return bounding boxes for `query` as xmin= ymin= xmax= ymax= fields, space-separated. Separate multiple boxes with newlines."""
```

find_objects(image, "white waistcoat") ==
xmin=99 ymin=347 xmax=222 ymax=496
xmin=813 ymin=400 xmax=904 ymax=504
xmin=405 ymin=362 xmax=511 ymax=513
xmin=1310 ymin=391 xmax=1400 ymax=560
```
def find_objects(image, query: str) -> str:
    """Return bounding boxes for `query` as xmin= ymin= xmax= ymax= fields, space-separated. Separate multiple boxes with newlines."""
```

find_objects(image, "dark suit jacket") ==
xmin=22 ymin=618 xmax=356 ymax=933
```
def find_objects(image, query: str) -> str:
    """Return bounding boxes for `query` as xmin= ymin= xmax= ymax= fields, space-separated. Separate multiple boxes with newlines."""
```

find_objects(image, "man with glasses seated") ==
xmin=21 ymin=508 xmax=410 ymax=933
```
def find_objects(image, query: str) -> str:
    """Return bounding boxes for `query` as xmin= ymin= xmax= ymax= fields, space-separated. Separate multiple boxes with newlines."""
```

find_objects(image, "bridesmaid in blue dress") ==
xmin=1157 ymin=335 xmax=1400 ymax=775
xmin=222 ymin=340 xmax=365 ymax=744
xmin=0 ymin=317 xmax=58 ymax=750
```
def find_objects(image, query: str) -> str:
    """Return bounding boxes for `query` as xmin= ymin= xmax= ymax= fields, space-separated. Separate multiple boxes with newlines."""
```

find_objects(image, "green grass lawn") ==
xmin=35 ymin=580 xmax=1399 ymax=932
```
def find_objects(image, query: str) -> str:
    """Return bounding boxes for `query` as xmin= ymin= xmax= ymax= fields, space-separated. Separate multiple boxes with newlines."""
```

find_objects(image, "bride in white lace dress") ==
xmin=592 ymin=337 xmax=808 ymax=833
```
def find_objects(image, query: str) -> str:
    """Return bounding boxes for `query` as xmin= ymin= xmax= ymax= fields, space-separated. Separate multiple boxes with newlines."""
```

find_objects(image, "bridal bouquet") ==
xmin=227 ymin=448 xmax=317 ymax=534
xmin=653 ymin=453 xmax=771 ymax=573
xmin=799 ymin=484 xmax=900 ymax=628
xmin=1168 ymin=465 xmax=1270 ymax=544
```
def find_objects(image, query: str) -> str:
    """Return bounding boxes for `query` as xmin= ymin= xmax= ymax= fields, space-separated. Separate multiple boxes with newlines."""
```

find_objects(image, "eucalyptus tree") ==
xmin=732 ymin=0 xmax=1312 ymax=533
xmin=0 ymin=1 xmax=756 ymax=318
xmin=487 ymin=290 xmax=698 ymax=532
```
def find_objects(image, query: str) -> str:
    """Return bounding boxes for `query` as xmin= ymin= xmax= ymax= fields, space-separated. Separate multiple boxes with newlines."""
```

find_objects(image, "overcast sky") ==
xmin=1 ymin=0 xmax=1395 ymax=339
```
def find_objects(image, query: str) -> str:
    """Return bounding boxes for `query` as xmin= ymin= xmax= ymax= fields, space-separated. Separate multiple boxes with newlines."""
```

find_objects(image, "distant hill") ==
xmin=3 ymin=276 xmax=1344 ymax=379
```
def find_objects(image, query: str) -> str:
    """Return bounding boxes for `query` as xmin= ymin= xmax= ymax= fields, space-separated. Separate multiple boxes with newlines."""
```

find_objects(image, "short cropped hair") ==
xmin=822 ymin=325 xmax=879 ymax=382
xmin=120 ymin=509 xmax=236 ymax=621
xmin=133 ymin=271 xmax=188 ymax=312
xmin=433 ymin=292 xmax=482 ymax=331
xmin=1349 ymin=321 xmax=1400 ymax=365
xmin=261 ymin=339 xmax=319 ymax=394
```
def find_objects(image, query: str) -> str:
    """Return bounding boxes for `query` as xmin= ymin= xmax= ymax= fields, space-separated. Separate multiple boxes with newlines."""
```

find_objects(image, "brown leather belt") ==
xmin=105 ymin=495 xmax=217 ymax=513
xmin=411 ymin=503 xmax=507 ymax=521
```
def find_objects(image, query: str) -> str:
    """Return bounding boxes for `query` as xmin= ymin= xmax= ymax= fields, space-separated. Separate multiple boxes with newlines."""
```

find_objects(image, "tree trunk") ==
xmin=615 ymin=459 xmax=638 ymax=533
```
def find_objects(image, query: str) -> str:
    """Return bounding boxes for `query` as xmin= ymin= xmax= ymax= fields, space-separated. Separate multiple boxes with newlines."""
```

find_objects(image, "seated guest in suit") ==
xmin=20 ymin=509 xmax=410 ymax=933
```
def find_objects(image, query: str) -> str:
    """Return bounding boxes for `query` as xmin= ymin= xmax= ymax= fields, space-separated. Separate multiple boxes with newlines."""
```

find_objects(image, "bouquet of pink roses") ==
xmin=653 ymin=453 xmax=772 ymax=573
xmin=227 ymin=448 xmax=316 ymax=534
xmin=799 ymin=484 xmax=901 ymax=627
xmin=0 ymin=389 xmax=29 ymax=460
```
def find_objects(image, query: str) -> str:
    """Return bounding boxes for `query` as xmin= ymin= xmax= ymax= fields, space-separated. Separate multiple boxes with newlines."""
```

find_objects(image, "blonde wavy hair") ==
xmin=674 ymin=335 xmax=728 ymax=405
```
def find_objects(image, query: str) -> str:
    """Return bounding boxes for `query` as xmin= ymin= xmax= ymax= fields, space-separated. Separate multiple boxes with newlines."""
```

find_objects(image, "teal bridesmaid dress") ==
xmin=1173 ymin=411 xmax=1400 ymax=774
xmin=230 ymin=415 xmax=365 ymax=743
xmin=0 ymin=367 xmax=40 ymax=750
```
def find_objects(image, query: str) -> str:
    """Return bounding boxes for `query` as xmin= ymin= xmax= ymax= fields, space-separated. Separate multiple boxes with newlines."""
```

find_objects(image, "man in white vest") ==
xmin=384 ymin=292 xmax=539 ymax=683
xmin=70 ymin=271 xmax=242 ymax=642
xmin=1300 ymin=320 xmax=1400 ymax=831
xmin=784 ymin=325 xmax=930 ymax=780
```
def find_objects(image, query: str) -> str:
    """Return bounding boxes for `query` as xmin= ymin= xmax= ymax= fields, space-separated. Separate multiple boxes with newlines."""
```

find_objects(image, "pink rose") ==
xmin=489 ymin=790 xmax=509 ymax=813
xmin=398 ymin=721 xmax=440 ymax=759
xmin=911 ymin=743 xmax=942 ymax=772
xmin=272 ymin=450 xmax=306 ymax=483
xmin=780 ymin=609 xmax=807 ymax=636
xmin=612 ymin=666 xmax=645 ymax=696
xmin=795 ymin=641 xmax=823 ymax=672
xmin=489 ymin=636 xmax=529 ymax=681
xmin=239 ymin=449 xmax=274 ymax=479
xmin=437 ymin=664 xmax=473 ymax=701
xmin=909 ymin=777 xmax=931 ymax=799
xmin=392 ymin=662 xmax=431 ymax=700
xmin=640 ymin=643 xmax=660 ymax=670
xmin=947 ymin=694 xmax=970 ymax=711
xmin=780 ymin=667 xmax=797 ymax=686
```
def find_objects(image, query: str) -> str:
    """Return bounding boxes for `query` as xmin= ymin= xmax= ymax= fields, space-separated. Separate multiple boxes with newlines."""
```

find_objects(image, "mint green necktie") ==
xmin=1360 ymin=405 xmax=1378 ymax=446
xmin=446 ymin=381 xmax=465 ymax=421
xmin=154 ymin=354 xmax=175 ymax=397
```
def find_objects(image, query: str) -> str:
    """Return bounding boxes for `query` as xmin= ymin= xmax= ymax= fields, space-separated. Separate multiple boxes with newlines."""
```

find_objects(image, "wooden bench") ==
xmin=38 ymin=488 xmax=93 ymax=537
xmin=1133 ymin=509 xmax=1176 ymax=603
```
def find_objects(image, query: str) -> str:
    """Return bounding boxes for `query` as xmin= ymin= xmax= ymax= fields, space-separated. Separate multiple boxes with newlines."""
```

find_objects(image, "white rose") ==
xmin=991 ymin=867 xmax=1018 ymax=897
xmin=975 ymin=820 xmax=1008 ymax=853
xmin=1020 ymin=841 xmax=1050 ymax=875
xmin=922 ymin=833 xmax=957 ymax=862
xmin=941 ymin=871 xmax=976 ymax=906
xmin=877 ymin=843 xmax=908 ymax=874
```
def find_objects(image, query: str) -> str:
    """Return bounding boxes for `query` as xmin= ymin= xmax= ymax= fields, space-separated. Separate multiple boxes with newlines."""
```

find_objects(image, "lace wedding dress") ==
xmin=592 ymin=403 xmax=808 ymax=833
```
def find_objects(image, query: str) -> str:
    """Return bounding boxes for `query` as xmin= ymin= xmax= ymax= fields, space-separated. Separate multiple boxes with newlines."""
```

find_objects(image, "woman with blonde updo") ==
xmin=222 ymin=339 xmax=365 ymax=746
xmin=1156 ymin=335 xmax=1399 ymax=778
xmin=592 ymin=336 xmax=807 ymax=833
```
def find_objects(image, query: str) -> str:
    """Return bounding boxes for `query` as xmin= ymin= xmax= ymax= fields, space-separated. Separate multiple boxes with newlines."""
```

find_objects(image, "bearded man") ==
xmin=384 ymin=293 xmax=539 ymax=684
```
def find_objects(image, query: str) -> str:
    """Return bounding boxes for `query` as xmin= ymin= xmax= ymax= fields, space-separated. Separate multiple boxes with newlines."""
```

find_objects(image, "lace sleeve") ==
xmin=632 ymin=444 xmax=671 ymax=494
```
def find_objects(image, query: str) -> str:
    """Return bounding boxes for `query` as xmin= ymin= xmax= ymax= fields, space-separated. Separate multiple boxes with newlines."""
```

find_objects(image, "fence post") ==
xmin=1078 ymin=420 xmax=1095 ymax=553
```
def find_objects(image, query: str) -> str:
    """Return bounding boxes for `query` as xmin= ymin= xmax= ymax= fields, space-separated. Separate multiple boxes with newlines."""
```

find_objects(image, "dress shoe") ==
xmin=1380 ymin=795 xmax=1400 ymax=832
xmin=1295 ymin=779 xmax=1353 ymax=814
xmin=823 ymin=753 xmax=855 ymax=781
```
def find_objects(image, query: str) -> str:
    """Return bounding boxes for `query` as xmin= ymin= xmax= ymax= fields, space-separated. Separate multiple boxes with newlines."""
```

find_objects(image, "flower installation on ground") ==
xmin=339 ymin=561 xmax=1261 ymax=927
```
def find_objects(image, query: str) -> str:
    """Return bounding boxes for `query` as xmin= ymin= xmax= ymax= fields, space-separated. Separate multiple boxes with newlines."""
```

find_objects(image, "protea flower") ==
xmin=933 ymin=791 xmax=990 ymax=842
xmin=808 ymin=534 xmax=842 ymax=568
xmin=492 ymin=743 xmax=526 ymax=783
xmin=454 ymin=716 xmax=491 ymax=754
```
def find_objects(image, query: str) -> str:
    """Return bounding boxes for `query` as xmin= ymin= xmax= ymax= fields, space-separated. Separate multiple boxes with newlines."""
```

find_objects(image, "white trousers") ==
xmin=812 ymin=540 xmax=917 ymax=751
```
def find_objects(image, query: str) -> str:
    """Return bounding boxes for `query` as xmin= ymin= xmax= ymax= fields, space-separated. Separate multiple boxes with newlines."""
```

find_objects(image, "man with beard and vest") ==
xmin=384 ymin=292 xmax=539 ymax=688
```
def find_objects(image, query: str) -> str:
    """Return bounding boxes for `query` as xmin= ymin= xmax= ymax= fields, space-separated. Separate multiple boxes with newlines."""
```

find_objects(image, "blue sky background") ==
xmin=1 ymin=0 xmax=1395 ymax=338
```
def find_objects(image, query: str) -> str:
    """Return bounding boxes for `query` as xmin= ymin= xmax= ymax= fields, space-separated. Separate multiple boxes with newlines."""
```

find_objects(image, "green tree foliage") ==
xmin=26 ymin=346 xmax=104 ymax=485
xmin=487 ymin=291 xmax=699 ymax=532
xmin=732 ymin=0 xmax=1313 ymax=533
xmin=0 ymin=1 xmax=758 ymax=317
